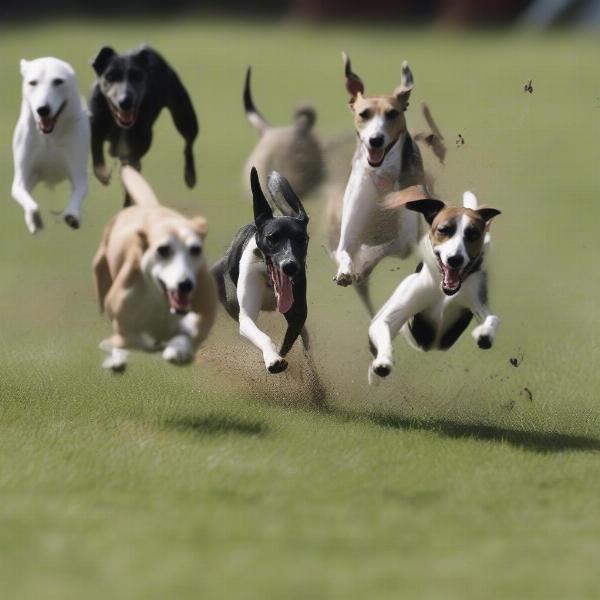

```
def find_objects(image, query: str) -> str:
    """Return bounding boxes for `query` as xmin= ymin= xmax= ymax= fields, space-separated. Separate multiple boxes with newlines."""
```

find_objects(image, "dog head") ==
xmin=92 ymin=45 xmax=151 ymax=129
xmin=406 ymin=196 xmax=500 ymax=296
xmin=139 ymin=214 xmax=208 ymax=315
xmin=342 ymin=52 xmax=414 ymax=167
xmin=20 ymin=57 xmax=76 ymax=135
xmin=250 ymin=167 xmax=309 ymax=314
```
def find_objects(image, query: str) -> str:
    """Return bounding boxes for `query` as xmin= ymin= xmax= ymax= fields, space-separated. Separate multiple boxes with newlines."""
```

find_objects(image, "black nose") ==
xmin=178 ymin=279 xmax=194 ymax=294
xmin=36 ymin=105 xmax=50 ymax=117
xmin=447 ymin=255 xmax=464 ymax=268
xmin=369 ymin=135 xmax=384 ymax=148
xmin=281 ymin=261 xmax=299 ymax=277
xmin=119 ymin=95 xmax=133 ymax=110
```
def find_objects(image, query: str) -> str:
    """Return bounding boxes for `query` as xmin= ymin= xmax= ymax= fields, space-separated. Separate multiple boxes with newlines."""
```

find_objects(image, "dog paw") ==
xmin=25 ymin=209 xmax=43 ymax=234
xmin=94 ymin=164 xmax=111 ymax=185
xmin=64 ymin=213 xmax=80 ymax=230
xmin=163 ymin=343 xmax=194 ymax=365
xmin=372 ymin=358 xmax=393 ymax=378
xmin=102 ymin=356 xmax=127 ymax=373
xmin=472 ymin=326 xmax=493 ymax=349
xmin=267 ymin=358 xmax=288 ymax=374
xmin=335 ymin=272 xmax=354 ymax=287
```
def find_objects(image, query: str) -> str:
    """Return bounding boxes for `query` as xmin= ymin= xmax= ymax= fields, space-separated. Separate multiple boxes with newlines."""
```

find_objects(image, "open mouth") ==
xmin=108 ymin=101 xmax=138 ymax=128
xmin=267 ymin=260 xmax=294 ymax=314
xmin=36 ymin=101 xmax=67 ymax=134
xmin=367 ymin=146 xmax=386 ymax=167
xmin=436 ymin=256 xmax=463 ymax=296
xmin=159 ymin=280 xmax=192 ymax=315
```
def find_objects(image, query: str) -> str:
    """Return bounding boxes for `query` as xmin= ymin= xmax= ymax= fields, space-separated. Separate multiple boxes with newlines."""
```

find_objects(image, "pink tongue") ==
xmin=167 ymin=290 xmax=191 ymax=312
xmin=368 ymin=147 xmax=385 ymax=165
xmin=444 ymin=267 xmax=461 ymax=290
xmin=271 ymin=267 xmax=294 ymax=314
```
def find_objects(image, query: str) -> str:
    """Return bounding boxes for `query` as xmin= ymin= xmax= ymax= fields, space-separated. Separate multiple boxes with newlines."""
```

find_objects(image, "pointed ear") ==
xmin=20 ymin=59 xmax=29 ymax=76
xmin=250 ymin=167 xmax=272 ymax=227
xmin=267 ymin=171 xmax=309 ymax=224
xmin=136 ymin=44 xmax=152 ymax=67
xmin=342 ymin=52 xmax=364 ymax=102
xmin=405 ymin=198 xmax=445 ymax=225
xmin=477 ymin=208 xmax=501 ymax=223
xmin=393 ymin=61 xmax=414 ymax=111
xmin=92 ymin=46 xmax=116 ymax=76
xmin=191 ymin=216 xmax=208 ymax=238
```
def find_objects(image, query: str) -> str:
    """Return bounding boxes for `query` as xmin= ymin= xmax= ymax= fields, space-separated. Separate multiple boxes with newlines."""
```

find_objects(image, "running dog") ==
xmin=212 ymin=168 xmax=309 ymax=374
xmin=368 ymin=191 xmax=501 ymax=382
xmin=243 ymin=67 xmax=324 ymax=199
xmin=93 ymin=166 xmax=216 ymax=372
xmin=12 ymin=57 xmax=90 ymax=234
xmin=330 ymin=53 xmax=437 ymax=314
xmin=89 ymin=45 xmax=198 ymax=202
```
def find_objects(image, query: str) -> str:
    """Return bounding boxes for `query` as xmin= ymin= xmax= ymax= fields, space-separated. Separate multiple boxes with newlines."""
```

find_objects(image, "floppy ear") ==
xmin=342 ymin=52 xmax=364 ymax=102
xmin=405 ymin=198 xmax=445 ymax=225
xmin=250 ymin=167 xmax=273 ymax=226
xmin=477 ymin=208 xmax=501 ymax=223
xmin=92 ymin=46 xmax=116 ymax=76
xmin=191 ymin=216 xmax=208 ymax=238
xmin=267 ymin=171 xmax=309 ymax=224
xmin=393 ymin=61 xmax=414 ymax=111
xmin=19 ymin=59 xmax=29 ymax=76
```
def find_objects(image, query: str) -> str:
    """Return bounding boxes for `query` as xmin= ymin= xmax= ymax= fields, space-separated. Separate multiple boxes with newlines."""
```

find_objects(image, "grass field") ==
xmin=1 ymin=17 xmax=600 ymax=599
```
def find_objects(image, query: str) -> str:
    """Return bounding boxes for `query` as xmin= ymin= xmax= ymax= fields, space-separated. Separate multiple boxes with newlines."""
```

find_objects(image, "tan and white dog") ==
xmin=329 ymin=53 xmax=439 ymax=314
xmin=368 ymin=191 xmax=501 ymax=382
xmin=93 ymin=166 xmax=216 ymax=372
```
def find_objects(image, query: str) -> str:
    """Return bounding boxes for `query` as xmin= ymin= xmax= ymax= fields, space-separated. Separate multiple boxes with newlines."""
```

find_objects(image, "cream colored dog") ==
xmin=93 ymin=166 xmax=216 ymax=372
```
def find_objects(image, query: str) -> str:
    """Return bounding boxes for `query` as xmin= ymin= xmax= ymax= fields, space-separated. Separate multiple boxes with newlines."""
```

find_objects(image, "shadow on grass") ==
xmin=368 ymin=413 xmax=600 ymax=454
xmin=165 ymin=414 xmax=268 ymax=438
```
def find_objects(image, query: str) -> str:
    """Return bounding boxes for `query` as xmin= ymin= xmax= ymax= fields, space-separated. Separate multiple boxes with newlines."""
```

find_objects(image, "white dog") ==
xmin=368 ymin=191 xmax=501 ymax=383
xmin=12 ymin=57 xmax=90 ymax=234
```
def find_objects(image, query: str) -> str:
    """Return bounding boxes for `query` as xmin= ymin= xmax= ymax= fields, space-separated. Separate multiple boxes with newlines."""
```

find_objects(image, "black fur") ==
xmin=89 ymin=45 xmax=198 ymax=203
xmin=211 ymin=168 xmax=309 ymax=361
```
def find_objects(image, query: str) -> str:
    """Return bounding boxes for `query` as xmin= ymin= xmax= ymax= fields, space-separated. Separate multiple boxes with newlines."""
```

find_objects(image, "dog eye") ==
xmin=385 ymin=109 xmax=399 ymax=120
xmin=52 ymin=78 xmax=65 ymax=86
xmin=358 ymin=109 xmax=371 ymax=120
xmin=266 ymin=233 xmax=279 ymax=245
xmin=189 ymin=244 xmax=202 ymax=257
xmin=28 ymin=80 xmax=38 ymax=86
xmin=157 ymin=244 xmax=171 ymax=259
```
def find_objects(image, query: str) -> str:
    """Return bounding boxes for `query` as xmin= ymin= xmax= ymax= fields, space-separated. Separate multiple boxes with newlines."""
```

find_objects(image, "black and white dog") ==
xmin=89 ymin=45 xmax=198 ymax=201
xmin=368 ymin=191 xmax=501 ymax=383
xmin=212 ymin=168 xmax=309 ymax=373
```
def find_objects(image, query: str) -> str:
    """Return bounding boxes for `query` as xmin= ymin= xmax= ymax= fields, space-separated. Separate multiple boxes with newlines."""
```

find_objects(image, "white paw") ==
xmin=472 ymin=325 xmax=494 ymax=349
xmin=102 ymin=349 xmax=128 ymax=373
xmin=25 ymin=209 xmax=43 ymax=234
xmin=370 ymin=358 xmax=393 ymax=380
xmin=163 ymin=337 xmax=194 ymax=365
xmin=335 ymin=270 xmax=355 ymax=287
xmin=266 ymin=356 xmax=288 ymax=374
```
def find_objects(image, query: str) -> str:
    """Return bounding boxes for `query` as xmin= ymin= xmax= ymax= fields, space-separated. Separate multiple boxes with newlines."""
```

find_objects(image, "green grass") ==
xmin=1 ymin=18 xmax=600 ymax=599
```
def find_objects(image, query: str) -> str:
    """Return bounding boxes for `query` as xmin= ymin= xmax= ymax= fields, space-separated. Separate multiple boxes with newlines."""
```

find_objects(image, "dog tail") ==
xmin=293 ymin=105 xmax=316 ymax=132
xmin=244 ymin=66 xmax=269 ymax=135
xmin=120 ymin=166 xmax=160 ymax=208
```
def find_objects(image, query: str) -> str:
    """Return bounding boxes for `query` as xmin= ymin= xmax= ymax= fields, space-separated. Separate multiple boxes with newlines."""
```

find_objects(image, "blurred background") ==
xmin=3 ymin=0 xmax=600 ymax=27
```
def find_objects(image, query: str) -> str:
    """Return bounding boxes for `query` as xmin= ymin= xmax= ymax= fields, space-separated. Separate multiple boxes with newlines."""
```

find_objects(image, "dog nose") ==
xmin=178 ymin=279 xmax=194 ymax=294
xmin=369 ymin=135 xmax=384 ymax=148
xmin=119 ymin=95 xmax=133 ymax=110
xmin=281 ymin=261 xmax=299 ymax=277
xmin=447 ymin=255 xmax=464 ymax=268
xmin=36 ymin=105 xmax=50 ymax=117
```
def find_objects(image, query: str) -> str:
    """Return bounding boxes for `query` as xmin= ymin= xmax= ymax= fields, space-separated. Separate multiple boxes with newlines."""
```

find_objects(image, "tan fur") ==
xmin=429 ymin=207 xmax=488 ymax=260
xmin=93 ymin=168 xmax=216 ymax=357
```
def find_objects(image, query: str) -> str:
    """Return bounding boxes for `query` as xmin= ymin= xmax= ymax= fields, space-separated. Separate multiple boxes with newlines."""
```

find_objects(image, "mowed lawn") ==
xmin=1 ymin=18 xmax=600 ymax=599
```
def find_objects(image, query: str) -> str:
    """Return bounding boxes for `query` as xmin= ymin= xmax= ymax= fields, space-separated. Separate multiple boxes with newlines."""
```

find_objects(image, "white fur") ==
xmin=12 ymin=57 xmax=90 ymax=233
xmin=368 ymin=192 xmax=500 ymax=383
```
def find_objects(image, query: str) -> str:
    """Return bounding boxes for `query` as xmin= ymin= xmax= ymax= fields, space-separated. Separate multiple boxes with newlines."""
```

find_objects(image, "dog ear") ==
xmin=92 ymin=46 xmax=116 ymax=76
xmin=191 ymin=216 xmax=208 ymax=238
xmin=342 ymin=52 xmax=364 ymax=102
xmin=20 ymin=59 xmax=29 ymax=76
xmin=477 ymin=208 xmax=501 ymax=223
xmin=405 ymin=198 xmax=445 ymax=224
xmin=393 ymin=61 xmax=414 ymax=111
xmin=136 ymin=44 xmax=152 ymax=68
xmin=267 ymin=171 xmax=309 ymax=224
xmin=250 ymin=167 xmax=273 ymax=227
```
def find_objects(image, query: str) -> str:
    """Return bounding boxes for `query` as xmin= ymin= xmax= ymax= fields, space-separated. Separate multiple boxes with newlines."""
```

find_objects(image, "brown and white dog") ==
xmin=368 ymin=191 xmax=501 ymax=382
xmin=329 ymin=53 xmax=442 ymax=314
xmin=93 ymin=166 xmax=216 ymax=372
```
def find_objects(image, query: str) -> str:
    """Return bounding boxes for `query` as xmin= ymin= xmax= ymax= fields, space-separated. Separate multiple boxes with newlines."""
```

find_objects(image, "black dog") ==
xmin=212 ymin=167 xmax=309 ymax=373
xmin=89 ymin=44 xmax=198 ymax=203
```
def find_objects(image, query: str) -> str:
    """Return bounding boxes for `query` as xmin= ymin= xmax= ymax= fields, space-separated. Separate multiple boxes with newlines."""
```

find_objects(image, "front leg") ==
xmin=465 ymin=273 xmax=500 ymax=349
xmin=90 ymin=90 xmax=111 ymax=185
xmin=163 ymin=334 xmax=194 ymax=365
xmin=368 ymin=272 xmax=428 ymax=382
xmin=335 ymin=167 xmax=378 ymax=286
xmin=11 ymin=176 xmax=42 ymax=234
xmin=237 ymin=268 xmax=287 ymax=373
xmin=64 ymin=168 xmax=88 ymax=229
